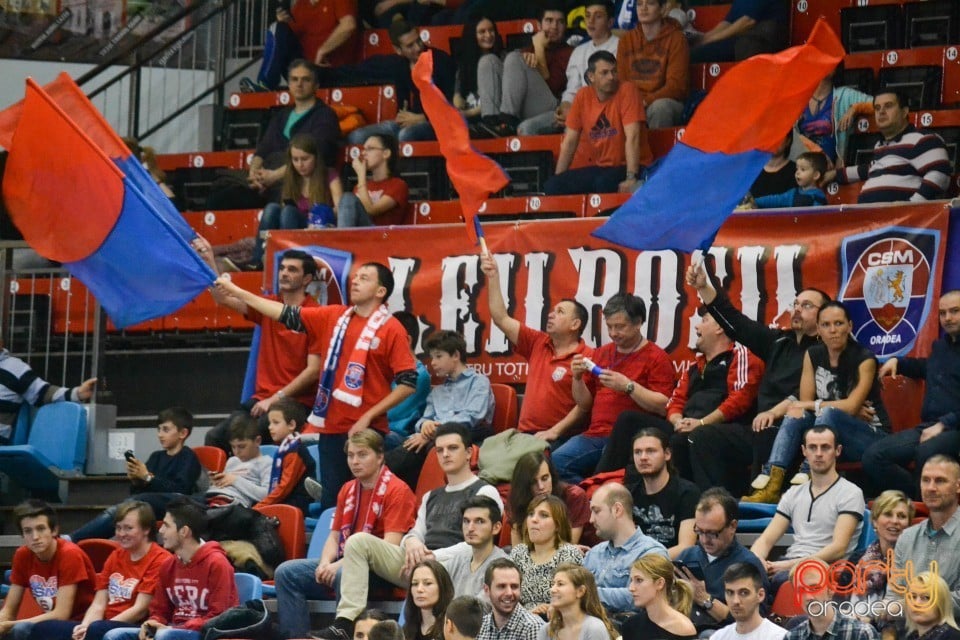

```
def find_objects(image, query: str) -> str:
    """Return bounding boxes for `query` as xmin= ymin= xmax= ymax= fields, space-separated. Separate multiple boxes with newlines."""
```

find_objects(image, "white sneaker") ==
xmin=790 ymin=472 xmax=809 ymax=485
xmin=305 ymin=477 xmax=323 ymax=501
xmin=750 ymin=473 xmax=770 ymax=490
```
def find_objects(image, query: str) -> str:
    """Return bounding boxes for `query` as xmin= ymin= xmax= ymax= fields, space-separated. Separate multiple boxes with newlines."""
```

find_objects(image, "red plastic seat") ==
xmin=253 ymin=503 xmax=306 ymax=561
xmin=78 ymin=538 xmax=121 ymax=572
xmin=490 ymin=384 xmax=518 ymax=434
xmin=772 ymin=580 xmax=804 ymax=617
xmin=192 ymin=445 xmax=227 ymax=474
xmin=415 ymin=444 xmax=479 ymax=503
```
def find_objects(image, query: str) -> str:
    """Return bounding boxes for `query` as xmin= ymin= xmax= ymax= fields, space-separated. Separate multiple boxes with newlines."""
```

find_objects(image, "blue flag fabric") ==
xmin=0 ymin=76 xmax=216 ymax=328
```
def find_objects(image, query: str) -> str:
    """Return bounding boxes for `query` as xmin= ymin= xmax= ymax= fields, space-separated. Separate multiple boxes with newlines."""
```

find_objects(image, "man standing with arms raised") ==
xmin=480 ymin=253 xmax=591 ymax=442
xmin=215 ymin=263 xmax=417 ymax=509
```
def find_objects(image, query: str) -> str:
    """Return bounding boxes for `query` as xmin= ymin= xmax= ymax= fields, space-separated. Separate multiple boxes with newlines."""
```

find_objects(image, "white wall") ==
xmin=0 ymin=59 xmax=214 ymax=153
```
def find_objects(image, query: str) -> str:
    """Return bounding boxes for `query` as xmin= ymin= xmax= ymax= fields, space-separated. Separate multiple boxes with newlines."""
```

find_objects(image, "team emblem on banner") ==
xmin=839 ymin=228 xmax=939 ymax=358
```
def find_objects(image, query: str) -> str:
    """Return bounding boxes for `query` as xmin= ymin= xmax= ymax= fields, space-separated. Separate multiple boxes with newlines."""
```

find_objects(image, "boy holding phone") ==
xmin=70 ymin=408 xmax=203 ymax=542
xmin=674 ymin=488 xmax=769 ymax=634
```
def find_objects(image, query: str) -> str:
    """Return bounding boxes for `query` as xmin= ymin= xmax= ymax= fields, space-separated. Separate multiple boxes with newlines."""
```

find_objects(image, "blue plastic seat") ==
xmin=235 ymin=572 xmax=264 ymax=602
xmin=0 ymin=402 xmax=87 ymax=501
xmin=259 ymin=444 xmax=278 ymax=459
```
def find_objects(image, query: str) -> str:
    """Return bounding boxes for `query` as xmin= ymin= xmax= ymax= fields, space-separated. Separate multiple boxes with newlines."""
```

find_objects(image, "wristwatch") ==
xmin=624 ymin=382 xmax=636 ymax=395
xmin=702 ymin=595 xmax=714 ymax=610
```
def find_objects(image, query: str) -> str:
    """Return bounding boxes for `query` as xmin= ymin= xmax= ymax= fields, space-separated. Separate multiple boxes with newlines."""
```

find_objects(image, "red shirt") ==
xmin=582 ymin=340 xmax=675 ymax=438
xmin=513 ymin=325 xmax=592 ymax=433
xmin=11 ymin=539 xmax=96 ymax=621
xmin=331 ymin=472 xmax=417 ymax=540
xmin=300 ymin=306 xmax=417 ymax=434
xmin=247 ymin=295 xmax=321 ymax=407
xmin=98 ymin=543 xmax=171 ymax=620
xmin=291 ymin=0 xmax=360 ymax=67
xmin=567 ymin=82 xmax=652 ymax=170
xmin=356 ymin=176 xmax=409 ymax=226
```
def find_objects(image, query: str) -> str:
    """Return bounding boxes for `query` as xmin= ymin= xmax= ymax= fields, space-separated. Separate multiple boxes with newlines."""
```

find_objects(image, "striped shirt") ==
xmin=0 ymin=349 xmax=74 ymax=440
xmin=840 ymin=124 xmax=951 ymax=203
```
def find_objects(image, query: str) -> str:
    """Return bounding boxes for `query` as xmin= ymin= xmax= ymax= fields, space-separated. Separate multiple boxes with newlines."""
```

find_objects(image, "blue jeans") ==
xmin=9 ymin=622 xmax=33 ymax=640
xmin=544 ymin=166 xmax=627 ymax=196
xmin=256 ymin=21 xmax=302 ymax=90
xmin=275 ymin=558 xmax=339 ymax=638
xmin=767 ymin=408 xmax=885 ymax=469
xmin=102 ymin=628 xmax=200 ymax=640
xmin=29 ymin=620 xmax=136 ymax=640
xmin=346 ymin=120 xmax=436 ymax=145
xmin=254 ymin=203 xmax=306 ymax=266
xmin=551 ymin=434 xmax=607 ymax=484
xmin=317 ymin=433 xmax=349 ymax=511
xmin=337 ymin=192 xmax=374 ymax=228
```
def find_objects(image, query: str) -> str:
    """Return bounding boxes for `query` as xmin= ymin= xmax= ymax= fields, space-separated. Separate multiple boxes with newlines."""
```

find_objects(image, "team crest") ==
xmin=313 ymin=387 xmax=330 ymax=413
xmin=552 ymin=366 xmax=566 ymax=382
xmin=345 ymin=362 xmax=366 ymax=390
xmin=839 ymin=228 xmax=939 ymax=358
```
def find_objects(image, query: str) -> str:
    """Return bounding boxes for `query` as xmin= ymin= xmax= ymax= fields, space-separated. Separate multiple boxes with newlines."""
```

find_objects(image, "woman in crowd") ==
xmin=797 ymin=64 xmax=873 ymax=167
xmin=338 ymin=133 xmax=410 ymax=228
xmin=242 ymin=133 xmax=342 ymax=270
xmin=453 ymin=16 xmax=504 ymax=123
xmin=904 ymin=572 xmax=960 ymax=639
xmin=28 ymin=501 xmax=170 ymax=640
xmin=851 ymin=490 xmax=914 ymax=611
xmin=401 ymin=560 xmax=454 ymax=640
xmin=744 ymin=300 xmax=890 ymax=503
xmin=509 ymin=495 xmax=584 ymax=614
xmin=508 ymin=451 xmax=590 ymax=545
xmin=621 ymin=554 xmax=696 ymax=640
xmin=538 ymin=563 xmax=618 ymax=640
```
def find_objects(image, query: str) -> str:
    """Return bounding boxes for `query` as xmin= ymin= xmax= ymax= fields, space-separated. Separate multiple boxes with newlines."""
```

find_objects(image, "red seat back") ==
xmin=192 ymin=445 xmax=227 ymax=473
xmin=253 ymin=503 xmax=306 ymax=561
xmin=490 ymin=384 xmax=518 ymax=434
xmin=78 ymin=538 xmax=121 ymax=572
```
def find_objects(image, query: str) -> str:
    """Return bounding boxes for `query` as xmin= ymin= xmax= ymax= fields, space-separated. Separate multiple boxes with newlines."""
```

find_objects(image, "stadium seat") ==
xmin=254 ymin=503 xmax=306 ymax=561
xmin=10 ymin=403 xmax=32 ymax=446
xmin=880 ymin=376 xmax=925 ymax=433
xmin=841 ymin=4 xmax=904 ymax=53
xmin=490 ymin=384 xmax=519 ymax=434
xmin=0 ymin=402 xmax=88 ymax=502
xmin=235 ymin=571 xmax=264 ymax=601
xmin=259 ymin=444 xmax=278 ymax=459
xmin=854 ymin=508 xmax=876 ymax=557
xmin=193 ymin=446 xmax=227 ymax=474
xmin=771 ymin=579 xmax=803 ymax=617
xmin=414 ymin=444 xmax=479 ymax=503
xmin=904 ymin=0 xmax=958 ymax=48
xmin=78 ymin=538 xmax=121 ymax=572
xmin=878 ymin=65 xmax=943 ymax=110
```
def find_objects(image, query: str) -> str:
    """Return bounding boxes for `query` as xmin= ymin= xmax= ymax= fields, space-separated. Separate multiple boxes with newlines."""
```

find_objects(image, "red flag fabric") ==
xmin=411 ymin=50 xmax=510 ymax=243
xmin=683 ymin=19 xmax=846 ymax=154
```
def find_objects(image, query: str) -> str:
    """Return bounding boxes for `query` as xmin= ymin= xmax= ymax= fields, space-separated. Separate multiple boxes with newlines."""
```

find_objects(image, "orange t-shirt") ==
xmin=567 ymin=82 xmax=652 ymax=170
xmin=98 ymin=544 xmax=172 ymax=620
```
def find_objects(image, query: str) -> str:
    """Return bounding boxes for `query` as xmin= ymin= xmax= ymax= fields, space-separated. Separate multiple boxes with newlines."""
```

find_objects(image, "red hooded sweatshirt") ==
xmin=147 ymin=541 xmax=238 ymax=631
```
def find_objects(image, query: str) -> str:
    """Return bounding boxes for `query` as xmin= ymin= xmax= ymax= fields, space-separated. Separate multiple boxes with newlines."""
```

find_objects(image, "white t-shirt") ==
xmin=711 ymin=618 xmax=787 ymax=640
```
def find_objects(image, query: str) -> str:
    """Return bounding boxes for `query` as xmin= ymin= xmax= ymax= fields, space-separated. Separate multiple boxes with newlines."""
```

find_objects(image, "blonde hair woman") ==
xmin=905 ymin=571 xmax=960 ymax=639
xmin=622 ymin=555 xmax=696 ymax=640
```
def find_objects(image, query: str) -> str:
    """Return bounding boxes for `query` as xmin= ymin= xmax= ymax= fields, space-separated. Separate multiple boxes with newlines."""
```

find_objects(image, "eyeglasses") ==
xmin=693 ymin=525 xmax=729 ymax=541
xmin=792 ymin=300 xmax=820 ymax=311
xmin=362 ymin=146 xmax=386 ymax=152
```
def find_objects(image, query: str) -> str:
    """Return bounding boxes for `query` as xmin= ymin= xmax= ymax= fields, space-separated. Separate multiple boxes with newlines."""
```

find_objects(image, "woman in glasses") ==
xmin=337 ymin=133 xmax=410 ymax=228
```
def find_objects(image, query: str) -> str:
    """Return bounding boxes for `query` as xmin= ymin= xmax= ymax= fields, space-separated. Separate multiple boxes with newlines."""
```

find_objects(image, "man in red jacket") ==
xmin=116 ymin=498 xmax=238 ymax=640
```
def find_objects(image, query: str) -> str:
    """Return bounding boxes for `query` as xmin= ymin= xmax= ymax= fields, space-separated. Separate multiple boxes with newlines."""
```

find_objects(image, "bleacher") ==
xmin=1 ymin=0 xmax=958 ymax=628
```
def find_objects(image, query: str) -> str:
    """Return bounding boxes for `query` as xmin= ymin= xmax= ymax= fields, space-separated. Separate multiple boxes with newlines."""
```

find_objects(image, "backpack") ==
xmin=201 ymin=599 xmax=273 ymax=640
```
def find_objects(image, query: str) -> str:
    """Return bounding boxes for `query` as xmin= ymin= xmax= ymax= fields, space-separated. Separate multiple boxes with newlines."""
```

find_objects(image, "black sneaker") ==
xmin=312 ymin=618 xmax=353 ymax=640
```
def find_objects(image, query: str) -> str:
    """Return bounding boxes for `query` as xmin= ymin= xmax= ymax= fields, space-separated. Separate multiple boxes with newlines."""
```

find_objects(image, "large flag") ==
xmin=411 ymin=50 xmax=510 ymax=244
xmin=593 ymin=19 xmax=846 ymax=252
xmin=0 ymin=75 xmax=216 ymax=328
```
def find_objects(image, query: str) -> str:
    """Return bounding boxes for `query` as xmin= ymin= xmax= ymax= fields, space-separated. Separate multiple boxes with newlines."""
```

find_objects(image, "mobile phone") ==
xmin=673 ymin=560 xmax=705 ymax=581
xmin=124 ymin=450 xmax=137 ymax=463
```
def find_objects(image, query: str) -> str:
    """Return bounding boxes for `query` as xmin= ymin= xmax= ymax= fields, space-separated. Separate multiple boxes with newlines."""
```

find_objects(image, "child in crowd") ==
xmin=257 ymin=397 xmax=316 ymax=514
xmin=239 ymin=133 xmax=343 ymax=271
xmin=385 ymin=330 xmax=495 ymax=488
xmin=205 ymin=414 xmax=273 ymax=508
xmin=70 ymin=407 xmax=203 ymax=542
xmin=0 ymin=500 xmax=97 ymax=640
xmin=747 ymin=151 xmax=828 ymax=209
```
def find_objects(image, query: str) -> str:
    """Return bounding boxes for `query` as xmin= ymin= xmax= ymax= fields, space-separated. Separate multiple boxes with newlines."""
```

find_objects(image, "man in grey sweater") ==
xmin=433 ymin=496 xmax=507 ymax=598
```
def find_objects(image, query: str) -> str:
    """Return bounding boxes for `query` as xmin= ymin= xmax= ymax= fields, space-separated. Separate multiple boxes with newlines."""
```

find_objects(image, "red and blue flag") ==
xmin=0 ymin=74 xmax=216 ymax=328
xmin=411 ymin=49 xmax=510 ymax=245
xmin=593 ymin=19 xmax=846 ymax=252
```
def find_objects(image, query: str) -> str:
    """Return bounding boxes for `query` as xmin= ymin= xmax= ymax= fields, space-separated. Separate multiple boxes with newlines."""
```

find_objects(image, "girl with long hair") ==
xmin=622 ymin=555 xmax=696 ymax=640
xmin=245 ymin=133 xmax=342 ymax=270
xmin=453 ymin=15 xmax=503 ymax=121
xmin=538 ymin=564 xmax=618 ymax=640
xmin=508 ymin=451 xmax=589 ymax=545
xmin=338 ymin=132 xmax=409 ymax=228
xmin=401 ymin=560 xmax=455 ymax=640
xmin=509 ymin=495 xmax=583 ymax=614
xmin=905 ymin=572 xmax=960 ymax=639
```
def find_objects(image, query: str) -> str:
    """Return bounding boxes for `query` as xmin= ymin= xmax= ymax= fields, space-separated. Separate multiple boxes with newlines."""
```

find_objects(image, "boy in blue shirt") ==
xmin=751 ymin=151 xmax=828 ymax=209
